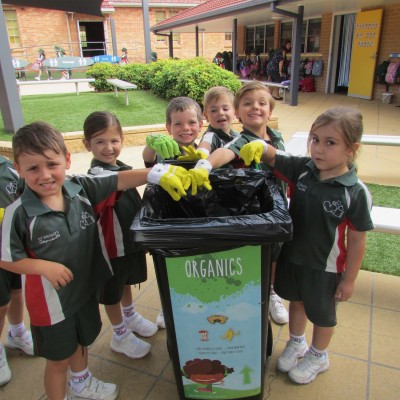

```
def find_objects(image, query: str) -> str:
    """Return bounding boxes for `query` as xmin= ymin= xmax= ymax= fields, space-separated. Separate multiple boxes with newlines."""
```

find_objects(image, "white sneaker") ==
xmin=269 ymin=293 xmax=289 ymax=324
xmin=156 ymin=311 xmax=165 ymax=329
xmin=125 ymin=312 xmax=158 ymax=337
xmin=276 ymin=339 xmax=308 ymax=372
xmin=68 ymin=376 xmax=119 ymax=400
xmin=110 ymin=332 xmax=151 ymax=359
xmin=6 ymin=330 xmax=34 ymax=356
xmin=288 ymin=350 xmax=330 ymax=384
xmin=0 ymin=347 xmax=11 ymax=386
xmin=34 ymin=77 xmax=40 ymax=80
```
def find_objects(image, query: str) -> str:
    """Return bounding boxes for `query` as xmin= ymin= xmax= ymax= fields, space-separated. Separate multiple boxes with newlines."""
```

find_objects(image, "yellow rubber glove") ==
xmin=177 ymin=146 xmax=210 ymax=162
xmin=239 ymin=140 xmax=268 ymax=166
xmin=166 ymin=165 xmax=191 ymax=191
xmin=147 ymin=164 xmax=187 ymax=201
xmin=188 ymin=159 xmax=213 ymax=196
xmin=146 ymin=134 xmax=181 ymax=159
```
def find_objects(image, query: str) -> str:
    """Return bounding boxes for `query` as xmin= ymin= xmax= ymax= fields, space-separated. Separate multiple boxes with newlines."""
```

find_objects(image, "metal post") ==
xmin=142 ymin=0 xmax=152 ymax=63
xmin=195 ymin=26 xmax=199 ymax=57
xmin=289 ymin=5 xmax=303 ymax=106
xmin=233 ymin=19 xmax=238 ymax=74
xmin=0 ymin=2 xmax=24 ymax=133
xmin=169 ymin=33 xmax=174 ymax=59
xmin=110 ymin=17 xmax=118 ymax=56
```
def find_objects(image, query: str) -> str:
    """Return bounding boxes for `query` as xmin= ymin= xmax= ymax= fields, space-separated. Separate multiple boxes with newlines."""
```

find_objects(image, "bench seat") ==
xmin=106 ymin=78 xmax=137 ymax=106
xmin=16 ymin=78 xmax=95 ymax=96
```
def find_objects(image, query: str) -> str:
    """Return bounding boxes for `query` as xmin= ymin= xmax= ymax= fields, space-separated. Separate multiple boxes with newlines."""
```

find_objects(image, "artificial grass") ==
xmin=0 ymin=89 xmax=168 ymax=138
xmin=362 ymin=183 xmax=400 ymax=276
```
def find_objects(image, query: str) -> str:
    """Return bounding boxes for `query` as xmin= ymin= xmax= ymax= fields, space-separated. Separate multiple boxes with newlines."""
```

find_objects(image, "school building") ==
xmin=3 ymin=0 xmax=400 ymax=103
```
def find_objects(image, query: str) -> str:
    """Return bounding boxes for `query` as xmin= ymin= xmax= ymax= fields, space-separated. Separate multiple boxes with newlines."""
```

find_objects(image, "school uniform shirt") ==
xmin=199 ymin=125 xmax=239 ymax=153
xmin=0 ymin=174 xmax=118 ymax=326
xmin=88 ymin=159 xmax=143 ymax=257
xmin=274 ymin=153 xmax=374 ymax=273
xmin=226 ymin=128 xmax=286 ymax=195
xmin=0 ymin=156 xmax=22 ymax=214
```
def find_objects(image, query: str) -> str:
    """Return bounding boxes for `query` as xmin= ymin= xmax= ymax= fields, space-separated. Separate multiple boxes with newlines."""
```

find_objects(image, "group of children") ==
xmin=0 ymin=80 xmax=373 ymax=399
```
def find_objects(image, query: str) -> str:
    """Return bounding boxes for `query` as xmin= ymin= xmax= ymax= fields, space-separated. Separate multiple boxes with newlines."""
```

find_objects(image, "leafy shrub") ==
xmin=86 ymin=57 xmax=241 ymax=103
xmin=86 ymin=63 xmax=122 ymax=91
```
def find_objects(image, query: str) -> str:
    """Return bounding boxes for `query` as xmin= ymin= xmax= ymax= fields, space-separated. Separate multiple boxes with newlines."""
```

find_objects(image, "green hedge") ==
xmin=86 ymin=57 xmax=241 ymax=106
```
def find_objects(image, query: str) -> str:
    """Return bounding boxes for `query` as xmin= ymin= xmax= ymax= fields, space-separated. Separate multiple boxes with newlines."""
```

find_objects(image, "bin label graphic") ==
xmin=166 ymin=245 xmax=263 ymax=399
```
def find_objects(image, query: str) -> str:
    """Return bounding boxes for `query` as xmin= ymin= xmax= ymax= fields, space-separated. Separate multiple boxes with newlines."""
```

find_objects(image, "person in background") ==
xmin=266 ymin=40 xmax=291 ymax=100
xmin=55 ymin=46 xmax=70 ymax=80
xmin=121 ymin=48 xmax=128 ymax=65
xmin=34 ymin=49 xmax=52 ymax=81
xmin=83 ymin=111 xmax=157 ymax=360
xmin=0 ymin=156 xmax=34 ymax=387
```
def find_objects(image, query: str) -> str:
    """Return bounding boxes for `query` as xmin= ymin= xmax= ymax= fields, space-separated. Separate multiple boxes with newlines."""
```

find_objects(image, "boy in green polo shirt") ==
xmin=0 ymin=122 xmax=188 ymax=399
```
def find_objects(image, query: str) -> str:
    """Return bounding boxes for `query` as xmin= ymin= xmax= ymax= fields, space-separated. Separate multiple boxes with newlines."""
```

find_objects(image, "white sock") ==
xmin=69 ymin=368 xmax=91 ymax=393
xmin=309 ymin=344 xmax=327 ymax=359
xmin=113 ymin=321 xmax=129 ymax=340
xmin=122 ymin=304 xmax=135 ymax=321
xmin=270 ymin=285 xmax=276 ymax=295
xmin=8 ymin=322 xmax=25 ymax=337
xmin=290 ymin=334 xmax=306 ymax=344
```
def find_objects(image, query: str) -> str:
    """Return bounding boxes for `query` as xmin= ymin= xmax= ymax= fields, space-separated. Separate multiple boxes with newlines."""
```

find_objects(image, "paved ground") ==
xmin=1 ymin=85 xmax=400 ymax=399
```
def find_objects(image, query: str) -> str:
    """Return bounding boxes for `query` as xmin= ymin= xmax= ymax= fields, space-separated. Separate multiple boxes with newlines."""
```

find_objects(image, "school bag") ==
xmin=305 ymin=60 xmax=313 ymax=75
xmin=376 ymin=60 xmax=389 ymax=83
xmin=299 ymin=76 xmax=316 ymax=92
xmin=312 ymin=59 xmax=323 ymax=76
xmin=385 ymin=61 xmax=400 ymax=84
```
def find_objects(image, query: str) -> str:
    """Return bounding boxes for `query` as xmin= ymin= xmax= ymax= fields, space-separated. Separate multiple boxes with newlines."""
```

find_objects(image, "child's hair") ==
xmin=310 ymin=106 xmax=363 ymax=161
xmin=13 ymin=121 xmax=67 ymax=162
xmin=166 ymin=97 xmax=203 ymax=125
xmin=234 ymin=81 xmax=276 ymax=111
xmin=83 ymin=111 xmax=122 ymax=141
xmin=203 ymin=86 xmax=234 ymax=109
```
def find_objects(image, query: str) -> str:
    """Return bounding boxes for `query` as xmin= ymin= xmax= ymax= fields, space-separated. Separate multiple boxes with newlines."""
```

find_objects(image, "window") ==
xmin=225 ymin=32 xmax=232 ymax=42
xmin=155 ymin=11 xmax=167 ymax=44
xmin=80 ymin=26 xmax=88 ymax=48
xmin=4 ymin=8 xmax=20 ymax=47
xmin=280 ymin=18 xmax=321 ymax=53
xmin=246 ymin=24 xmax=274 ymax=54
xmin=169 ymin=11 xmax=180 ymax=43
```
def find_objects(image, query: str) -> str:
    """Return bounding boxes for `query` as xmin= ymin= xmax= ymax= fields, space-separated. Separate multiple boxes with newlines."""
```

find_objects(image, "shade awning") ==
xmin=4 ymin=0 xmax=104 ymax=17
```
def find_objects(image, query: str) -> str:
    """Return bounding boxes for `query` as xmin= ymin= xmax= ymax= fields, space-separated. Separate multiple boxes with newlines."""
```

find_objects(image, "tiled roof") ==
xmin=153 ymin=0 xmax=253 ymax=26
xmin=110 ymin=0 xmax=205 ymax=5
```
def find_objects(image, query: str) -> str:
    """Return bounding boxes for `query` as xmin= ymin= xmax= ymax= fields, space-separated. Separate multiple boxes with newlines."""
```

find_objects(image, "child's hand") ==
xmin=334 ymin=279 xmax=355 ymax=302
xmin=146 ymin=134 xmax=181 ymax=159
xmin=188 ymin=159 xmax=212 ymax=195
xmin=43 ymin=263 xmax=74 ymax=290
xmin=239 ymin=140 xmax=268 ymax=166
xmin=147 ymin=164 xmax=187 ymax=201
xmin=177 ymin=146 xmax=209 ymax=162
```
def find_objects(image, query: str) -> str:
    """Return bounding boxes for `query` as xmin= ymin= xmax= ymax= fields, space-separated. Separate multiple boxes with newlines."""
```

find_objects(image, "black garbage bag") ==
xmin=131 ymin=168 xmax=292 ymax=256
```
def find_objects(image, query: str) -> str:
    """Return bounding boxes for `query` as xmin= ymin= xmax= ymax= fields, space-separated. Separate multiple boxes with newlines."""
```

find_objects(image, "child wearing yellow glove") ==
xmin=143 ymin=97 xmax=204 ymax=167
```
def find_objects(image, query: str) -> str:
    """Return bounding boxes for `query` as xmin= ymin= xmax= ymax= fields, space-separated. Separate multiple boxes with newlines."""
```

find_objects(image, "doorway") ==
xmin=79 ymin=21 xmax=106 ymax=57
xmin=328 ymin=13 xmax=355 ymax=95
